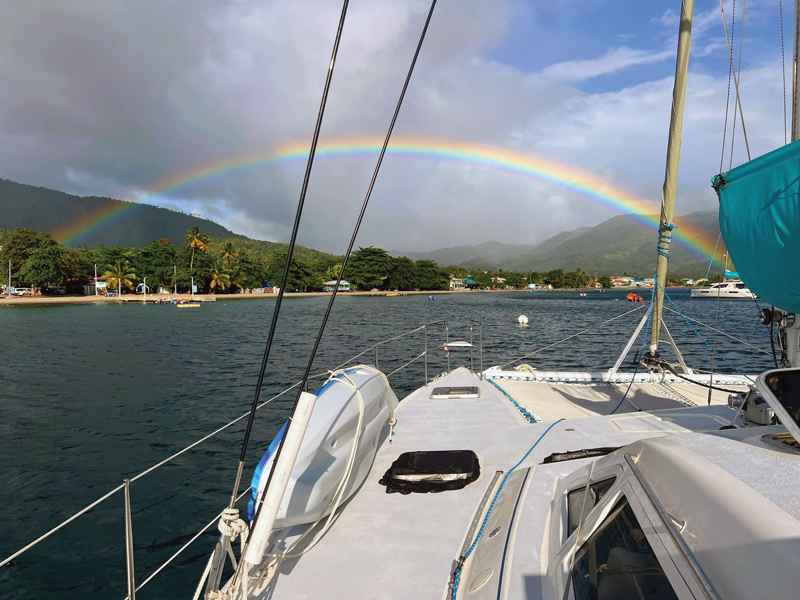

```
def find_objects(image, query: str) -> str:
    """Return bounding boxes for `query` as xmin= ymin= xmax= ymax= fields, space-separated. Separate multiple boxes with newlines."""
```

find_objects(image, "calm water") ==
xmin=0 ymin=290 xmax=773 ymax=599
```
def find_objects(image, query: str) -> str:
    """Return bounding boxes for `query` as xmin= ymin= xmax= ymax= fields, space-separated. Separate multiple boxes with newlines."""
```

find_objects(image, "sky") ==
xmin=0 ymin=0 xmax=791 ymax=253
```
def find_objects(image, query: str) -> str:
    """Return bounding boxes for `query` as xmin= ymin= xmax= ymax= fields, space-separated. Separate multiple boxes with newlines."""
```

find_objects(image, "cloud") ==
xmin=0 ymin=0 xmax=789 ymax=254
xmin=540 ymin=47 xmax=675 ymax=82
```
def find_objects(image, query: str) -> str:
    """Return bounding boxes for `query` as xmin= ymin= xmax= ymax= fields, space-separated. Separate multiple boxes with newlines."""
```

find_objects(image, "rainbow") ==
xmin=54 ymin=135 xmax=720 ymax=261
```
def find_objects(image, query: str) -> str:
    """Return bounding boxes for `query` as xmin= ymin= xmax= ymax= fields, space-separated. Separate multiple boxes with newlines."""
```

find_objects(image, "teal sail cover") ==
xmin=714 ymin=139 xmax=800 ymax=312
xmin=724 ymin=270 xmax=739 ymax=278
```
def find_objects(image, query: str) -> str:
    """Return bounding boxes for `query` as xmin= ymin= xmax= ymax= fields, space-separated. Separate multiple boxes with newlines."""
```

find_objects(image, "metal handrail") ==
xmin=1 ymin=320 xmax=453 ymax=593
xmin=470 ymin=320 xmax=483 ymax=378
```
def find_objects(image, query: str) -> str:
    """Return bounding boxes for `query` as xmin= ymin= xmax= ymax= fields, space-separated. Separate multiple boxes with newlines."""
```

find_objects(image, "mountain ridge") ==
xmin=0 ymin=178 xmax=338 ymax=263
xmin=0 ymin=177 xmax=720 ymax=276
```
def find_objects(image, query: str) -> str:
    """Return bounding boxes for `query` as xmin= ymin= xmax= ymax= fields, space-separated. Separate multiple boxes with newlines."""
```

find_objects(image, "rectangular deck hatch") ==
xmin=430 ymin=386 xmax=480 ymax=399
xmin=378 ymin=450 xmax=480 ymax=494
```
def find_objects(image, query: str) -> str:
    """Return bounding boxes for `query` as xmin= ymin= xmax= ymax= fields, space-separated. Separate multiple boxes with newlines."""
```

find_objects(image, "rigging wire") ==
xmin=225 ymin=0 xmax=351 ymax=511
xmin=718 ymin=0 xmax=751 ymax=163
xmin=781 ymin=0 xmax=788 ymax=144
xmin=246 ymin=0 xmax=438 ymax=566
xmin=719 ymin=0 xmax=735 ymax=173
xmin=729 ymin=0 xmax=745 ymax=171
xmin=708 ymin=264 xmax=723 ymax=404
xmin=498 ymin=305 xmax=646 ymax=369
xmin=702 ymin=232 xmax=722 ymax=285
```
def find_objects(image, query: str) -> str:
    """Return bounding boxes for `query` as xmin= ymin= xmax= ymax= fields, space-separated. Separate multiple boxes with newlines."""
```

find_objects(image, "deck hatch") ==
xmin=430 ymin=386 xmax=480 ymax=399
xmin=378 ymin=450 xmax=480 ymax=494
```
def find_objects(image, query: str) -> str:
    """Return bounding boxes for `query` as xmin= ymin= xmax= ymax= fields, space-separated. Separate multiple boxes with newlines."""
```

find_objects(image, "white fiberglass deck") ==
xmin=257 ymin=368 xmax=748 ymax=599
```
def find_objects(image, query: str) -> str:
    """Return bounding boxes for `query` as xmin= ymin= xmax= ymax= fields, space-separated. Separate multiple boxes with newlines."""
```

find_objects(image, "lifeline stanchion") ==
xmin=124 ymin=479 xmax=136 ymax=600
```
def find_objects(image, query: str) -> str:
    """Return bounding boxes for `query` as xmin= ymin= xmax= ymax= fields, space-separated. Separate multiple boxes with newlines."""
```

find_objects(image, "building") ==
xmin=611 ymin=276 xmax=635 ymax=288
xmin=450 ymin=278 xmax=465 ymax=291
xmin=324 ymin=280 xmax=351 ymax=292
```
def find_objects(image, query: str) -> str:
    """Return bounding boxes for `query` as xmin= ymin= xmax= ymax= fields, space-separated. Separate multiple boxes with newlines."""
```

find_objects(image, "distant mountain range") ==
xmin=393 ymin=211 xmax=723 ymax=278
xmin=0 ymin=177 xmax=721 ymax=276
xmin=0 ymin=178 xmax=336 ymax=263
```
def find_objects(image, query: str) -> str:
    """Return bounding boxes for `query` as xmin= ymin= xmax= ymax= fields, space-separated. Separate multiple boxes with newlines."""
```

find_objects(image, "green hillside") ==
xmin=505 ymin=212 xmax=722 ymax=277
xmin=0 ymin=178 xmax=336 ymax=264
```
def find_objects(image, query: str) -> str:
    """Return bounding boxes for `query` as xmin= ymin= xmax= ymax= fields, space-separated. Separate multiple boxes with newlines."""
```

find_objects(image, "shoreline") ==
xmin=0 ymin=289 xmax=506 ymax=305
xmin=0 ymin=286 xmax=687 ymax=306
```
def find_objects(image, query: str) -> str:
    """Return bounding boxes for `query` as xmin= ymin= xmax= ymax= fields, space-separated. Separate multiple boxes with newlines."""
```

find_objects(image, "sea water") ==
xmin=0 ymin=290 xmax=773 ymax=599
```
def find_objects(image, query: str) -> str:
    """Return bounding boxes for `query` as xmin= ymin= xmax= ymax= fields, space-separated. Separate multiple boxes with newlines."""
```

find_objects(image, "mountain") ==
xmin=389 ymin=240 xmax=539 ymax=267
xmin=505 ymin=212 xmax=721 ymax=277
xmin=0 ymin=178 xmax=337 ymax=263
xmin=393 ymin=212 xmax=721 ymax=277
xmin=0 ymin=178 xmax=240 ymax=248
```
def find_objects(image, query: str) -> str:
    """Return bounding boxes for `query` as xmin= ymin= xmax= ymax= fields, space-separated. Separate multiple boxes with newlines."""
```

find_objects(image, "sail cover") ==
xmin=714 ymin=139 xmax=800 ymax=312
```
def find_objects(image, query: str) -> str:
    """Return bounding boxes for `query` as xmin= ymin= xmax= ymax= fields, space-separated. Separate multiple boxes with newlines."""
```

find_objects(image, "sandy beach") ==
xmin=0 ymin=288 xmax=518 ymax=306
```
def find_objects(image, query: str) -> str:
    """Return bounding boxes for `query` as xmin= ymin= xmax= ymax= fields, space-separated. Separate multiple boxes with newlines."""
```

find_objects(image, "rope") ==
xmin=610 ymin=279 xmax=656 ymax=415
xmin=781 ymin=0 xmax=788 ymax=145
xmin=486 ymin=379 xmax=540 ymax=423
xmin=499 ymin=306 xmax=646 ymax=369
xmin=218 ymin=507 xmax=249 ymax=554
xmin=449 ymin=419 xmax=565 ymax=598
xmin=662 ymin=307 xmax=770 ymax=355
xmin=148 ymin=486 xmax=251 ymax=597
xmin=656 ymin=281 xmax=753 ymax=381
xmin=659 ymin=363 xmax=748 ymax=394
xmin=240 ymin=364 xmax=397 ymax=596
xmin=656 ymin=223 xmax=677 ymax=261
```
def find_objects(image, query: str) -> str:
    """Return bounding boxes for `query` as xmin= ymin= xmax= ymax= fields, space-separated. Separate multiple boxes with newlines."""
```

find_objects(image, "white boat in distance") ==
xmin=690 ymin=280 xmax=756 ymax=299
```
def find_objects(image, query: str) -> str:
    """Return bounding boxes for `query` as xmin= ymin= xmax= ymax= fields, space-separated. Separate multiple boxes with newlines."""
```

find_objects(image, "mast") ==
xmin=649 ymin=0 xmax=695 ymax=353
xmin=793 ymin=0 xmax=800 ymax=141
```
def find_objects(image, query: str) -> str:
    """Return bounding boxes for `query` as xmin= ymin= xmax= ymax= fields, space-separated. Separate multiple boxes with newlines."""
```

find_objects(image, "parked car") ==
xmin=45 ymin=286 xmax=66 ymax=296
xmin=13 ymin=287 xmax=31 ymax=296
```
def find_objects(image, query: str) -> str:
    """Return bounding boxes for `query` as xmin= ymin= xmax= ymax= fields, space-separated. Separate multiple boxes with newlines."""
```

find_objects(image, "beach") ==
xmin=0 ymin=288 xmax=517 ymax=305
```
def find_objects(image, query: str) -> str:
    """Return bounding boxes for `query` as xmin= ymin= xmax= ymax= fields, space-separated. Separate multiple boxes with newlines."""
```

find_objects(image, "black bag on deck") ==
xmin=378 ymin=450 xmax=480 ymax=495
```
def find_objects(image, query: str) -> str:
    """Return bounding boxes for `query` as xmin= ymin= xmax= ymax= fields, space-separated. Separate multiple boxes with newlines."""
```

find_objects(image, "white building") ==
xmin=324 ymin=280 xmax=351 ymax=292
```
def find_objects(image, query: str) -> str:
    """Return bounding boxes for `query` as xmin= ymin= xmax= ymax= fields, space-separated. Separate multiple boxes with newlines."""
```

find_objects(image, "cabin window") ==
xmin=566 ymin=478 xmax=615 ymax=537
xmin=736 ymin=283 xmax=746 ymax=289
xmin=569 ymin=497 xmax=678 ymax=600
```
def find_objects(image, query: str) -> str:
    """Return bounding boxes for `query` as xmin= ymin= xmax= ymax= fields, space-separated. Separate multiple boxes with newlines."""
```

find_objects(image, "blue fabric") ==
xmin=248 ymin=420 xmax=288 ymax=521
xmin=724 ymin=270 xmax=740 ymax=278
xmin=714 ymin=139 xmax=800 ymax=312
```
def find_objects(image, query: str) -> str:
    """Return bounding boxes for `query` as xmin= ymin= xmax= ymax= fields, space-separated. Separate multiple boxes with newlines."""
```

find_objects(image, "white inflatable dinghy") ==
xmin=248 ymin=365 xmax=398 ymax=529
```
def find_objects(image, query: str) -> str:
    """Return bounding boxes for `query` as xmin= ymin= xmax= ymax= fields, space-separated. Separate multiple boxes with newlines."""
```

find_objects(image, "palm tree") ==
xmin=185 ymin=227 xmax=212 ymax=270
xmin=325 ymin=263 xmax=342 ymax=281
xmin=219 ymin=241 xmax=238 ymax=262
xmin=102 ymin=260 xmax=137 ymax=296
xmin=205 ymin=258 xmax=231 ymax=293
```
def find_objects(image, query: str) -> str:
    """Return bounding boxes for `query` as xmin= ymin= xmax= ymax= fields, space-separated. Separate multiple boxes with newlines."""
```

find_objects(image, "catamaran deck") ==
xmin=254 ymin=367 xmax=754 ymax=599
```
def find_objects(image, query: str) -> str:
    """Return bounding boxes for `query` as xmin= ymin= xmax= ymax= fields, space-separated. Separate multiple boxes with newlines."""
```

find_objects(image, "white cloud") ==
xmin=0 ymin=0 xmax=789 ymax=254
xmin=541 ymin=47 xmax=675 ymax=82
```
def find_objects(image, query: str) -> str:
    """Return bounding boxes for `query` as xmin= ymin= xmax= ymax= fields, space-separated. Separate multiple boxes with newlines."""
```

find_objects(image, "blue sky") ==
xmin=0 ymin=0 xmax=792 ymax=252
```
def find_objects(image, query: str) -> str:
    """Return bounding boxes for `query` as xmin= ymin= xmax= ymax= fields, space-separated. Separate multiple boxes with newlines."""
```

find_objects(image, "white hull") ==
xmin=691 ymin=280 xmax=756 ymax=299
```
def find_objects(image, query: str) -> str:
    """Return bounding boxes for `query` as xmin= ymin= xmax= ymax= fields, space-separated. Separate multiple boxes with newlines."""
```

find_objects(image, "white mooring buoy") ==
xmin=518 ymin=315 xmax=529 ymax=325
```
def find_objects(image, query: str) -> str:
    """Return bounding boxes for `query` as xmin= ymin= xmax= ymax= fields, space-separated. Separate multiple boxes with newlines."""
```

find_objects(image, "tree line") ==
xmin=0 ymin=228 xmax=453 ymax=294
xmin=0 ymin=227 xmax=700 ymax=295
